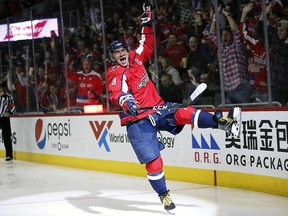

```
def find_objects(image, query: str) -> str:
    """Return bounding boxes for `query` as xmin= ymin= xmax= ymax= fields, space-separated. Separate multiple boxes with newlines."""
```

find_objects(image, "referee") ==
xmin=0 ymin=80 xmax=16 ymax=162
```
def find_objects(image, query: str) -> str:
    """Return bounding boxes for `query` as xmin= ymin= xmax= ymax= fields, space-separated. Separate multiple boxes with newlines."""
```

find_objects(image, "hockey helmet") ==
xmin=108 ymin=40 xmax=128 ymax=60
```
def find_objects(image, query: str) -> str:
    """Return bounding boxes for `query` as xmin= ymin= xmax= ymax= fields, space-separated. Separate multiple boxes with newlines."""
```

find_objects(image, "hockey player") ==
xmin=106 ymin=3 xmax=241 ymax=214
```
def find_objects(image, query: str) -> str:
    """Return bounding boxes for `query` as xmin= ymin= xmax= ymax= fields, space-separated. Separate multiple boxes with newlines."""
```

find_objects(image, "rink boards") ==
xmin=0 ymin=110 xmax=287 ymax=197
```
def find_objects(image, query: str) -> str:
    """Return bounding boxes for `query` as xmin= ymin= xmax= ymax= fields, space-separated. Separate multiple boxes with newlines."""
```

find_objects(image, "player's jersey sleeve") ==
xmin=135 ymin=25 xmax=154 ymax=63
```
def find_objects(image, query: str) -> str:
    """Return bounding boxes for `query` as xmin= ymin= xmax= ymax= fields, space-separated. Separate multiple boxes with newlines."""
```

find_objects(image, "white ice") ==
xmin=0 ymin=160 xmax=287 ymax=216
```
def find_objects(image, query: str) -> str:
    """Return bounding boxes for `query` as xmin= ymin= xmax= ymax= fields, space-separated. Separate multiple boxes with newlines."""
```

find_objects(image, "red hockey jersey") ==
xmin=107 ymin=25 xmax=164 ymax=125
xmin=67 ymin=69 xmax=103 ymax=106
xmin=240 ymin=22 xmax=268 ymax=92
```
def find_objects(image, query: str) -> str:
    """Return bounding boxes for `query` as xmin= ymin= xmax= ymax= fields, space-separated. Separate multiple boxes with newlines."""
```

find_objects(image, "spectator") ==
xmin=159 ymin=73 xmax=183 ymax=103
xmin=58 ymin=62 xmax=77 ymax=109
xmin=209 ymin=1 xmax=227 ymax=30
xmin=179 ymin=1 xmax=193 ymax=23
xmin=74 ymin=39 xmax=87 ymax=60
xmin=7 ymin=62 xmax=36 ymax=112
xmin=27 ymin=65 xmax=50 ymax=110
xmin=264 ymin=1 xmax=283 ymax=28
xmin=91 ymin=43 xmax=103 ymax=62
xmin=155 ymin=2 xmax=170 ymax=26
xmin=148 ymin=60 xmax=162 ymax=84
xmin=174 ymin=20 xmax=189 ymax=45
xmin=160 ymin=56 xmax=182 ymax=85
xmin=208 ymin=6 xmax=252 ymax=104
xmin=199 ymin=72 xmax=216 ymax=105
xmin=225 ymin=0 xmax=243 ymax=22
xmin=39 ymin=83 xmax=58 ymax=113
xmin=240 ymin=3 xmax=268 ymax=102
xmin=66 ymin=56 xmax=103 ymax=107
xmin=270 ymin=19 xmax=288 ymax=105
xmin=161 ymin=34 xmax=187 ymax=70
xmin=32 ymin=66 xmax=46 ymax=89
xmin=159 ymin=13 xmax=178 ymax=41
xmin=190 ymin=10 xmax=208 ymax=43
xmin=184 ymin=36 xmax=209 ymax=82
xmin=86 ymin=2 xmax=101 ymax=33
xmin=118 ymin=24 xmax=137 ymax=50
xmin=191 ymin=0 xmax=202 ymax=11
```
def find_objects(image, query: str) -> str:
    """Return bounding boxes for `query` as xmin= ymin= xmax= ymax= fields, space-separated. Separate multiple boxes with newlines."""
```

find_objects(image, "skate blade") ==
xmin=166 ymin=208 xmax=176 ymax=215
xmin=5 ymin=160 xmax=13 ymax=163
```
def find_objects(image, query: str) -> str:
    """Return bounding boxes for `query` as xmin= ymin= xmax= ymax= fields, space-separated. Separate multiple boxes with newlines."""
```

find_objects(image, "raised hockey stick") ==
xmin=138 ymin=83 xmax=207 ymax=111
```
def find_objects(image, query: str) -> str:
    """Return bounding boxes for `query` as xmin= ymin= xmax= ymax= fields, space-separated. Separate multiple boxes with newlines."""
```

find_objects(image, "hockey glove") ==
xmin=141 ymin=2 xmax=154 ymax=26
xmin=119 ymin=93 xmax=139 ymax=115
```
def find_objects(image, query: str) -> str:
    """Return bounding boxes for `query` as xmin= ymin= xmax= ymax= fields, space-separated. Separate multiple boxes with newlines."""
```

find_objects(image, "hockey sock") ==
xmin=146 ymin=156 xmax=167 ymax=195
xmin=147 ymin=170 xmax=168 ymax=195
xmin=192 ymin=109 xmax=218 ymax=128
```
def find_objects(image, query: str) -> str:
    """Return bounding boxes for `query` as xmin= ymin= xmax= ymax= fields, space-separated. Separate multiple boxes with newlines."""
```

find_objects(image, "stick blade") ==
xmin=189 ymin=83 xmax=207 ymax=103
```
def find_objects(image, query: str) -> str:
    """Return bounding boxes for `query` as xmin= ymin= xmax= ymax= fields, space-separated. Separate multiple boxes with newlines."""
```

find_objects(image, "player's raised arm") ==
xmin=135 ymin=2 xmax=155 ymax=62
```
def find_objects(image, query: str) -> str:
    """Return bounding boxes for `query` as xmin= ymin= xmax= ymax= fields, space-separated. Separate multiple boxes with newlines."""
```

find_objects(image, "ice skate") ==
xmin=5 ymin=157 xmax=13 ymax=162
xmin=215 ymin=107 xmax=242 ymax=137
xmin=159 ymin=190 xmax=176 ymax=215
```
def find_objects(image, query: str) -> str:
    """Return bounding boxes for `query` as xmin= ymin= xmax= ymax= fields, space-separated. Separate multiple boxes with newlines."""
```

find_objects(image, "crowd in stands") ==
xmin=1 ymin=0 xmax=288 ymax=113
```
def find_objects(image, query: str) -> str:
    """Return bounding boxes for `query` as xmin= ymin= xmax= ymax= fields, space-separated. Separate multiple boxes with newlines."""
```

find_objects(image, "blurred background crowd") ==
xmin=0 ymin=0 xmax=287 ymax=114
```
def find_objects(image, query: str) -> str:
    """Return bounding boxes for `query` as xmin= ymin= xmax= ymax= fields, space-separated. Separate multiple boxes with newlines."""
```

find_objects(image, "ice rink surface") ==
xmin=0 ymin=160 xmax=287 ymax=216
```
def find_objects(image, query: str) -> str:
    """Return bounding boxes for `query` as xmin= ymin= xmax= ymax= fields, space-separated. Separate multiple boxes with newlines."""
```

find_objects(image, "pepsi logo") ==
xmin=35 ymin=119 xmax=46 ymax=149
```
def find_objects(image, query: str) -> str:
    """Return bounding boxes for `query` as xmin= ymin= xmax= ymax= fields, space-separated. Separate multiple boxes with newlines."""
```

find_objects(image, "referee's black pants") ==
xmin=0 ymin=117 xmax=13 ymax=158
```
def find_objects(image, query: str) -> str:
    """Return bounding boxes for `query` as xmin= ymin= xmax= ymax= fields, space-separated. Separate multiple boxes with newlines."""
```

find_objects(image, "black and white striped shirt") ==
xmin=0 ymin=92 xmax=16 ymax=117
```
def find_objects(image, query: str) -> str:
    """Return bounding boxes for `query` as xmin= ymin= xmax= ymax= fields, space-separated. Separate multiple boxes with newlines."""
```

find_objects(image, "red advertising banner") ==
xmin=0 ymin=18 xmax=58 ymax=42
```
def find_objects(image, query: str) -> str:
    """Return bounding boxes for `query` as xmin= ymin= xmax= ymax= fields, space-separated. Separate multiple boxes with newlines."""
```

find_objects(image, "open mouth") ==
xmin=119 ymin=56 xmax=127 ymax=65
